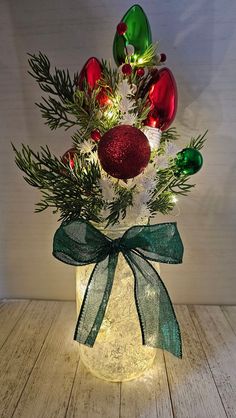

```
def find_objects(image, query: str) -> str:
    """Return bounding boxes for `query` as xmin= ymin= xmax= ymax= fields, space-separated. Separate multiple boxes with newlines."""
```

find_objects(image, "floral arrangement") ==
xmin=13 ymin=5 xmax=206 ymax=358
xmin=13 ymin=5 xmax=205 ymax=228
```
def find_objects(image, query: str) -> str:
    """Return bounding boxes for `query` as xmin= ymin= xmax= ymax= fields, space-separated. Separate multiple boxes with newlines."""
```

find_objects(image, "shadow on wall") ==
xmin=148 ymin=0 xmax=233 ymax=132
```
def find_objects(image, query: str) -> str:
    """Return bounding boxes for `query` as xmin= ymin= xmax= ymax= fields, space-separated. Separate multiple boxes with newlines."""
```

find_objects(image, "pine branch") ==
xmin=105 ymin=187 xmax=134 ymax=226
xmin=67 ymin=89 xmax=98 ymax=136
xmin=101 ymin=60 xmax=119 ymax=92
xmin=169 ymin=176 xmax=195 ymax=196
xmin=28 ymin=52 xmax=76 ymax=101
xmin=28 ymin=52 xmax=77 ymax=130
xmin=69 ymin=85 xmax=121 ymax=139
xmin=188 ymin=131 xmax=208 ymax=150
xmin=152 ymin=168 xmax=173 ymax=196
xmin=161 ymin=127 xmax=179 ymax=142
xmin=148 ymin=165 xmax=195 ymax=214
xmin=133 ymin=94 xmax=151 ymax=127
xmin=131 ymin=43 xmax=159 ymax=67
xmin=12 ymin=143 xmax=104 ymax=223
xmin=149 ymin=191 xmax=175 ymax=215
xmin=37 ymin=97 xmax=77 ymax=130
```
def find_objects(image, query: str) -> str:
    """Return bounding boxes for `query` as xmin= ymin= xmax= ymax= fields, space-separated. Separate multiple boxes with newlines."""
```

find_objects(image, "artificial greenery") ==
xmin=188 ymin=131 xmax=208 ymax=150
xmin=129 ymin=43 xmax=158 ymax=67
xmin=13 ymin=52 xmax=207 ymax=226
xmin=13 ymin=143 xmax=103 ymax=223
xmin=28 ymin=52 xmax=78 ymax=130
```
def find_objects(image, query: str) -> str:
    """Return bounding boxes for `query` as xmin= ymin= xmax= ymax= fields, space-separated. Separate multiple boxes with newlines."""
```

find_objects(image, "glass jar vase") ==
xmin=75 ymin=225 xmax=158 ymax=382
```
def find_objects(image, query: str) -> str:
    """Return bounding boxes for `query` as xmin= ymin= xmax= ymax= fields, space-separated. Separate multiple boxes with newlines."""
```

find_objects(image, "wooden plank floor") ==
xmin=0 ymin=301 xmax=236 ymax=418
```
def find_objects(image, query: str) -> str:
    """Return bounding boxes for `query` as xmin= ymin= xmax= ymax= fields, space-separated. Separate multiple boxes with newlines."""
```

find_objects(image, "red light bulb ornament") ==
xmin=77 ymin=57 xmax=110 ymax=107
xmin=144 ymin=67 xmax=178 ymax=150
xmin=77 ymin=57 xmax=102 ymax=91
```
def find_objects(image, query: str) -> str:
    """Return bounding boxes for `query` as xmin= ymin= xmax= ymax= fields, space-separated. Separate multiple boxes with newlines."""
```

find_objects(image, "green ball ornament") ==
xmin=113 ymin=5 xmax=152 ymax=66
xmin=175 ymin=148 xmax=203 ymax=176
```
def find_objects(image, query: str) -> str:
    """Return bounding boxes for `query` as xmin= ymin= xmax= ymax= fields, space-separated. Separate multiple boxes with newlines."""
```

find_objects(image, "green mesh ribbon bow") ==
xmin=53 ymin=219 xmax=184 ymax=358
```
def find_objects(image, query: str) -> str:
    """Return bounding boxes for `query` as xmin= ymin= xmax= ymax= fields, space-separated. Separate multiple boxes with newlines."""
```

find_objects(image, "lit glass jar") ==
xmin=75 ymin=224 xmax=158 ymax=382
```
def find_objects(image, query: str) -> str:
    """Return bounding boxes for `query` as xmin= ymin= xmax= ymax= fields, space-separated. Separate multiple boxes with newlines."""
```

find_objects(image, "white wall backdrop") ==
xmin=0 ymin=0 xmax=236 ymax=303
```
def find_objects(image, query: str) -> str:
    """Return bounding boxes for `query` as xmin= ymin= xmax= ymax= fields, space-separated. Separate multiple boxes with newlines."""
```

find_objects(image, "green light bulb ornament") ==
xmin=175 ymin=148 xmax=203 ymax=176
xmin=113 ymin=4 xmax=152 ymax=66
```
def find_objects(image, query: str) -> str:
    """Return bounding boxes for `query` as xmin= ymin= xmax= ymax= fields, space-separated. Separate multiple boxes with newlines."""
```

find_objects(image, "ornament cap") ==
xmin=143 ymin=126 xmax=162 ymax=150
xmin=125 ymin=44 xmax=135 ymax=56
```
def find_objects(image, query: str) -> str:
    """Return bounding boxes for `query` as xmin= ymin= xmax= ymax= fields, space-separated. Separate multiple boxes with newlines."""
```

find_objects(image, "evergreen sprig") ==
xmin=161 ymin=127 xmax=179 ymax=142
xmin=101 ymin=60 xmax=120 ymax=91
xmin=149 ymin=191 xmax=175 ymax=215
xmin=12 ymin=143 xmax=103 ymax=223
xmin=106 ymin=186 xmax=135 ymax=225
xmin=28 ymin=52 xmax=77 ymax=130
xmin=169 ymin=176 xmax=195 ymax=196
xmin=37 ymin=97 xmax=77 ymax=130
xmin=188 ymin=131 xmax=208 ymax=150
xmin=131 ymin=43 xmax=159 ymax=67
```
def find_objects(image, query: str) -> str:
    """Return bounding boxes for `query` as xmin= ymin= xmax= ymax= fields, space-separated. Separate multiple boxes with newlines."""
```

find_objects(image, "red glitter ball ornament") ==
xmin=136 ymin=67 xmax=145 ymax=77
xmin=98 ymin=125 xmax=151 ymax=179
xmin=61 ymin=147 xmax=77 ymax=170
xmin=91 ymin=130 xmax=101 ymax=142
xmin=117 ymin=22 xmax=128 ymax=35
xmin=122 ymin=63 xmax=132 ymax=76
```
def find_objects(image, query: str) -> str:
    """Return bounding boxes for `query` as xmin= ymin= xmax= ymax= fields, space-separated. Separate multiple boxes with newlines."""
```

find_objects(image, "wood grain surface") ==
xmin=1 ymin=300 xmax=236 ymax=418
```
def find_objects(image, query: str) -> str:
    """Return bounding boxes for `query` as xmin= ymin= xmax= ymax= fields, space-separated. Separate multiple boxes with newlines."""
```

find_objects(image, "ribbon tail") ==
xmin=74 ymin=253 xmax=118 ymax=347
xmin=124 ymin=250 xmax=182 ymax=358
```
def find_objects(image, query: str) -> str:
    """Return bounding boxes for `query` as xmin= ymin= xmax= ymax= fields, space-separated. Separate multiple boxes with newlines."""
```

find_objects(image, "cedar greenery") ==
xmin=13 ymin=143 xmax=103 ymax=223
xmin=13 ymin=52 xmax=207 ymax=226
xmin=28 ymin=52 xmax=78 ymax=130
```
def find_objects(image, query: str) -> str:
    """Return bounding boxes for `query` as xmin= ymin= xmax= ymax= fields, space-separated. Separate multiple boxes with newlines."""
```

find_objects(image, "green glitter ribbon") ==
xmin=53 ymin=219 xmax=184 ymax=358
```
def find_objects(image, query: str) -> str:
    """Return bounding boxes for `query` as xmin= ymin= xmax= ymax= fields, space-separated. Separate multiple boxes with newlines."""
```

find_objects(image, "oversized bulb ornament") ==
xmin=113 ymin=4 xmax=152 ymax=66
xmin=77 ymin=57 xmax=110 ymax=106
xmin=144 ymin=68 xmax=178 ymax=150
xmin=77 ymin=57 xmax=102 ymax=91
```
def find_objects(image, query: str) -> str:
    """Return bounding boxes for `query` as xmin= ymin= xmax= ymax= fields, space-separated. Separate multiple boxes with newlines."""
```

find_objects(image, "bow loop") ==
xmin=53 ymin=219 xmax=111 ymax=265
xmin=121 ymin=223 xmax=183 ymax=264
